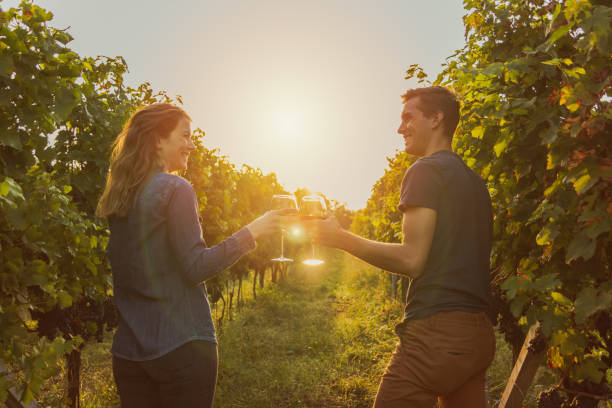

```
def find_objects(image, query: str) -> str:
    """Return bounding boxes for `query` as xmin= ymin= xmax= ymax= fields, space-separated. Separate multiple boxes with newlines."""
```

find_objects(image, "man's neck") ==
xmin=423 ymin=142 xmax=453 ymax=157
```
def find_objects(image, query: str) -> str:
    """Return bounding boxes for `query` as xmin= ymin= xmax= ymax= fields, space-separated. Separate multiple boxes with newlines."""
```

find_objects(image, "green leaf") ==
xmin=90 ymin=235 xmax=98 ymax=249
xmin=0 ymin=54 xmax=15 ymax=78
xmin=539 ymin=308 xmax=565 ymax=337
xmin=510 ymin=294 xmax=529 ymax=317
xmin=574 ymin=358 xmax=606 ymax=383
xmin=540 ymin=124 xmax=559 ymax=144
xmin=54 ymin=87 xmax=78 ymax=121
xmin=55 ymin=31 xmax=73 ymax=45
xmin=0 ymin=180 xmax=9 ymax=196
xmin=471 ymin=126 xmax=484 ymax=139
xmin=63 ymin=185 xmax=72 ymax=194
xmin=548 ymin=25 xmax=570 ymax=45
xmin=533 ymin=273 xmax=560 ymax=292
xmin=565 ymin=102 xmax=580 ymax=112
xmin=550 ymin=291 xmax=572 ymax=307
xmin=58 ymin=291 xmax=73 ymax=308
xmin=0 ymin=131 xmax=22 ymax=150
xmin=572 ymin=173 xmax=598 ymax=195
xmin=482 ymin=62 xmax=503 ymax=76
xmin=493 ymin=139 xmax=508 ymax=157
xmin=566 ymin=232 xmax=596 ymax=263
xmin=586 ymin=216 xmax=612 ymax=239
xmin=5 ymin=206 xmax=26 ymax=230
xmin=501 ymin=276 xmax=521 ymax=299
xmin=550 ymin=3 xmax=562 ymax=32
xmin=557 ymin=331 xmax=585 ymax=355
xmin=536 ymin=224 xmax=560 ymax=246
xmin=20 ymin=384 xmax=34 ymax=405
xmin=574 ymin=287 xmax=600 ymax=323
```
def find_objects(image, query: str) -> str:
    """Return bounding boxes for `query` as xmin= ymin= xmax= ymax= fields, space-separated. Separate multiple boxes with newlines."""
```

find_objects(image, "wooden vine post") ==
xmin=498 ymin=323 xmax=545 ymax=408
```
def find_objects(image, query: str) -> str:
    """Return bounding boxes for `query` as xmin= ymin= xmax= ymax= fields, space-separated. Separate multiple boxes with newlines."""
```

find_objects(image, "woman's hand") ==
xmin=246 ymin=209 xmax=297 ymax=240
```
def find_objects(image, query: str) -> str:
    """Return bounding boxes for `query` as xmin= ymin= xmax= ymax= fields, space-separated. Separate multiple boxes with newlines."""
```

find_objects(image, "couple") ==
xmin=96 ymin=86 xmax=495 ymax=408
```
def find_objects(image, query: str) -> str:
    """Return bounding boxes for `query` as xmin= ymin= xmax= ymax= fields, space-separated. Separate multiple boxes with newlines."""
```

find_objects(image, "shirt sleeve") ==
xmin=398 ymin=159 xmax=443 ymax=212
xmin=166 ymin=180 xmax=256 ymax=285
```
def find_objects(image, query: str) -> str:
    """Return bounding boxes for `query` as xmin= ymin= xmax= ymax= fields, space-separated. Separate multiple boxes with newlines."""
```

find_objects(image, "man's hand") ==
xmin=303 ymin=206 xmax=436 ymax=279
xmin=303 ymin=216 xmax=345 ymax=248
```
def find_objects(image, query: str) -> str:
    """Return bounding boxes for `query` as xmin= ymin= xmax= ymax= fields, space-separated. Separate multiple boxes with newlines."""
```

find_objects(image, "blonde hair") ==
xmin=96 ymin=103 xmax=191 ymax=218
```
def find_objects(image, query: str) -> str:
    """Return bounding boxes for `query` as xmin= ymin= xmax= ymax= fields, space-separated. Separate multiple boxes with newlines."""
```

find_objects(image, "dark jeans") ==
xmin=112 ymin=340 xmax=218 ymax=408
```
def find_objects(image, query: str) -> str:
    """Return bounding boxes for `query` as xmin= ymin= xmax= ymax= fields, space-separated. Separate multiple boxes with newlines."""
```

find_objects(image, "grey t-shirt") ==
xmin=108 ymin=173 xmax=255 ymax=361
xmin=397 ymin=150 xmax=493 ymax=323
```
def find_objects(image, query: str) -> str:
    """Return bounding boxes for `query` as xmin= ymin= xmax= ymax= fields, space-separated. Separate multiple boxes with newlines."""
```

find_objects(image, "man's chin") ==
xmin=404 ymin=145 xmax=423 ymax=157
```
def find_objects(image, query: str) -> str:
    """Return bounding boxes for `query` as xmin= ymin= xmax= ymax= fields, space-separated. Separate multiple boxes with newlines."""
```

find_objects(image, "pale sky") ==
xmin=5 ymin=0 xmax=466 ymax=209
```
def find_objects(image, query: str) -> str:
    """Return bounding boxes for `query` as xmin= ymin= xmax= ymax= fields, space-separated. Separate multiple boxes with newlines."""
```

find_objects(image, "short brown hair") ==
xmin=401 ymin=86 xmax=460 ymax=140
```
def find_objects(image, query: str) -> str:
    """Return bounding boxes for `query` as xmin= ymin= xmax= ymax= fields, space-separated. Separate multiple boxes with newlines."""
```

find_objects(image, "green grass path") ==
xmin=215 ymin=255 xmax=400 ymax=408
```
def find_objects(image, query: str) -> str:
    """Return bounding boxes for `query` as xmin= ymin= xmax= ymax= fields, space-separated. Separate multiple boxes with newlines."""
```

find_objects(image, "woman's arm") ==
xmin=166 ymin=180 xmax=288 ymax=285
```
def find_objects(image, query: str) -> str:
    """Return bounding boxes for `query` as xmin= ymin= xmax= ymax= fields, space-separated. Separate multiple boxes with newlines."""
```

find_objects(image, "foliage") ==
xmin=350 ymin=150 xmax=416 ymax=299
xmin=0 ymin=168 xmax=107 ymax=404
xmin=1 ymin=1 xmax=182 ymax=404
xmin=351 ymin=150 xmax=415 ymax=244
xmin=430 ymin=0 xmax=611 ymax=402
xmin=356 ymin=0 xmax=610 ymax=402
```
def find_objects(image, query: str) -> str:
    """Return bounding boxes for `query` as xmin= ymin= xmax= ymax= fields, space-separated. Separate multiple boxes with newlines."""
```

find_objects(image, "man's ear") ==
xmin=431 ymin=111 xmax=444 ymax=130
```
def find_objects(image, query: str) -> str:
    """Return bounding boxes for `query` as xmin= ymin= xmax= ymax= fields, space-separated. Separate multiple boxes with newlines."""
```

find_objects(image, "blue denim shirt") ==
xmin=108 ymin=172 xmax=255 ymax=361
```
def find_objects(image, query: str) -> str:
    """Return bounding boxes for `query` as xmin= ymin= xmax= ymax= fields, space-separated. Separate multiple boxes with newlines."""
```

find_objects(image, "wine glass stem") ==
xmin=311 ymin=240 xmax=315 ymax=258
xmin=281 ymin=230 xmax=285 ymax=258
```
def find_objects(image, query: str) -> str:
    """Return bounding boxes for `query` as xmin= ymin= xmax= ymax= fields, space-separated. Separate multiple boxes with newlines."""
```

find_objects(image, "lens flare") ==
xmin=289 ymin=225 xmax=304 ymax=237
xmin=302 ymin=259 xmax=324 ymax=266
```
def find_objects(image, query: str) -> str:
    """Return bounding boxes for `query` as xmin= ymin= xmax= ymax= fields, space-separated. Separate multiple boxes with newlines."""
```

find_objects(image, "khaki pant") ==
xmin=373 ymin=311 xmax=495 ymax=408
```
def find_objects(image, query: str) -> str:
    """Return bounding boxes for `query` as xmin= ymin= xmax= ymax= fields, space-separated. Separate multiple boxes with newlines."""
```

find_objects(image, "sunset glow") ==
xmin=9 ymin=0 xmax=466 ymax=209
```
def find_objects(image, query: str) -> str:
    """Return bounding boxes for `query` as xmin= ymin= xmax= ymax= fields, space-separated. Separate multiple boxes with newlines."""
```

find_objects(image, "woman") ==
xmin=96 ymin=103 xmax=284 ymax=407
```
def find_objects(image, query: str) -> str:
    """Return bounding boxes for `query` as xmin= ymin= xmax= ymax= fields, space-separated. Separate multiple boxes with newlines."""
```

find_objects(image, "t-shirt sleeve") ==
xmin=398 ymin=160 xmax=443 ymax=212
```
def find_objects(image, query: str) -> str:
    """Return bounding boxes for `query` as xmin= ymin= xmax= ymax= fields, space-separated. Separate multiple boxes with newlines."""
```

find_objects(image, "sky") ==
xmin=4 ymin=0 xmax=467 ymax=210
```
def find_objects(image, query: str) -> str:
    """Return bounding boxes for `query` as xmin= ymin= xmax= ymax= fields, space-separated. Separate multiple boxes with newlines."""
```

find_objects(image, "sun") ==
xmin=271 ymin=110 xmax=303 ymax=136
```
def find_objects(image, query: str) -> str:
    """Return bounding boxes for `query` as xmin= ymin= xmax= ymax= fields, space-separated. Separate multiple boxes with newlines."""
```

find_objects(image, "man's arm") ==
xmin=312 ymin=206 xmax=436 ymax=279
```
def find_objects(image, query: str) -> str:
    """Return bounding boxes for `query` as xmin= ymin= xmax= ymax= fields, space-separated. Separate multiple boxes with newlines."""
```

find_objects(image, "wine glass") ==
xmin=271 ymin=194 xmax=298 ymax=262
xmin=300 ymin=195 xmax=327 ymax=266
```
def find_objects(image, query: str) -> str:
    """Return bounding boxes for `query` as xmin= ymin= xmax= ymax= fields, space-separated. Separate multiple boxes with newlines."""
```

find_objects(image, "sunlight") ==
xmin=288 ymin=225 xmax=304 ymax=238
xmin=271 ymin=109 xmax=303 ymax=136
xmin=270 ymin=109 xmax=305 ymax=139
xmin=302 ymin=259 xmax=324 ymax=266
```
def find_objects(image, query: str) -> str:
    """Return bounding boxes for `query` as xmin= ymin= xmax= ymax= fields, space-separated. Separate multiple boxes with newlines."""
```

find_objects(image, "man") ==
xmin=309 ymin=86 xmax=495 ymax=407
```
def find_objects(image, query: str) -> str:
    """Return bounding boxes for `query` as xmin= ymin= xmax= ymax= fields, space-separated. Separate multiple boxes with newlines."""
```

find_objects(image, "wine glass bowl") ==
xmin=300 ymin=195 xmax=326 ymax=266
xmin=272 ymin=195 xmax=299 ymax=212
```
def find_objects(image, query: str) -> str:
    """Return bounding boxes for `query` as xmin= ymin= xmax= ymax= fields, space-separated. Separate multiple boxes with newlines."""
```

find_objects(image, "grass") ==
xmin=38 ymin=251 xmax=557 ymax=407
xmin=215 ymin=255 xmax=380 ymax=407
